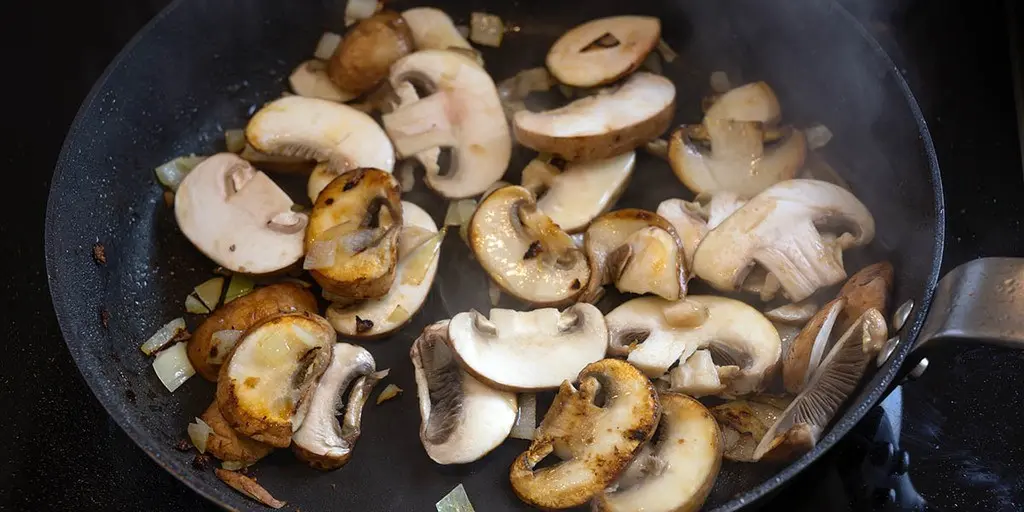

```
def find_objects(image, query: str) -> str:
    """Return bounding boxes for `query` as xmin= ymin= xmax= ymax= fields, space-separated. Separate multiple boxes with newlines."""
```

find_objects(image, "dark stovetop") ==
xmin=1 ymin=0 xmax=1022 ymax=511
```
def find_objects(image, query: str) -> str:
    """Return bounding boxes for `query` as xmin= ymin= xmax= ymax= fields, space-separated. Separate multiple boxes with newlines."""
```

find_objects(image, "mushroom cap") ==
xmin=581 ymin=209 xmax=683 ymax=303
xmin=174 ymin=153 xmax=307 ymax=274
xmin=468 ymin=185 xmax=590 ymax=305
xmin=305 ymin=168 xmax=403 ymax=299
xmin=200 ymin=401 xmax=274 ymax=464
xmin=509 ymin=359 xmax=660 ymax=509
xmin=514 ymin=72 xmax=676 ymax=162
xmin=704 ymin=81 xmax=782 ymax=125
xmin=611 ymin=226 xmax=684 ymax=300
xmin=691 ymin=179 xmax=876 ymax=303
xmin=401 ymin=8 xmax=474 ymax=52
xmin=326 ymin=202 xmax=441 ymax=339
xmin=594 ymin=393 xmax=722 ymax=512
xmin=836 ymin=261 xmax=893 ymax=334
xmin=782 ymin=298 xmax=844 ymax=394
xmin=411 ymin=321 xmax=518 ymax=465
xmin=215 ymin=312 xmax=335 ymax=447
xmin=328 ymin=11 xmax=414 ymax=95
xmin=606 ymin=296 xmax=781 ymax=397
xmin=545 ymin=16 xmax=661 ymax=88
xmin=447 ymin=304 xmax=608 ymax=391
xmin=292 ymin=343 xmax=379 ymax=470
xmin=246 ymin=96 xmax=395 ymax=177
xmin=383 ymin=50 xmax=511 ymax=199
xmin=534 ymin=151 xmax=636 ymax=233
xmin=288 ymin=60 xmax=357 ymax=102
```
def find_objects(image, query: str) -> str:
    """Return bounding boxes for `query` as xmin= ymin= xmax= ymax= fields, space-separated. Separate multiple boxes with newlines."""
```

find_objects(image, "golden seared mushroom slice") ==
xmin=293 ymin=343 xmax=382 ymax=470
xmin=382 ymin=50 xmax=511 ymax=199
xmin=710 ymin=395 xmax=791 ymax=462
xmin=447 ymin=304 xmax=608 ymax=391
xmin=412 ymin=321 xmax=518 ymax=465
xmin=611 ymin=226 xmax=685 ymax=300
xmin=216 ymin=312 xmax=335 ymax=447
xmin=305 ymin=169 xmax=403 ymax=299
xmin=581 ymin=209 xmax=685 ymax=303
xmin=327 ymin=11 xmax=414 ymax=95
xmin=546 ymin=15 xmax=661 ymax=88
xmin=510 ymin=359 xmax=659 ymax=510
xmin=188 ymin=283 xmax=319 ymax=381
xmin=468 ymin=186 xmax=590 ymax=306
xmin=401 ymin=8 xmax=475 ymax=53
xmin=753 ymin=309 xmax=888 ymax=462
xmin=692 ymin=179 xmax=876 ymax=303
xmin=201 ymin=402 xmax=274 ymax=465
xmin=606 ymin=296 xmax=781 ymax=397
xmin=523 ymin=151 xmax=636 ymax=233
xmin=174 ymin=153 xmax=307 ymax=274
xmin=836 ymin=261 xmax=894 ymax=334
xmin=782 ymin=298 xmax=845 ymax=394
xmin=326 ymin=202 xmax=442 ymax=338
xmin=288 ymin=60 xmax=357 ymax=102
xmin=594 ymin=393 xmax=722 ymax=512
xmin=514 ymin=72 xmax=676 ymax=162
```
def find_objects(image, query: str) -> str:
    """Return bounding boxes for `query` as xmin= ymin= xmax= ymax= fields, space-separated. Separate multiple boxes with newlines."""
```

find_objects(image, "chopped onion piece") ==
xmin=345 ymin=0 xmax=379 ymax=26
xmin=303 ymin=240 xmax=337 ymax=270
xmin=710 ymin=70 xmax=732 ymax=93
xmin=376 ymin=383 xmax=403 ymax=404
xmin=386 ymin=304 xmax=410 ymax=324
xmin=488 ymin=281 xmax=502 ymax=306
xmin=188 ymin=417 xmax=213 ymax=453
xmin=399 ymin=225 xmax=436 ymax=259
xmin=338 ymin=229 xmax=378 ymax=255
xmin=185 ymin=294 xmax=210 ymax=314
xmin=314 ymin=32 xmax=342 ymax=60
xmin=498 ymin=68 xmax=555 ymax=102
xmin=224 ymin=129 xmax=246 ymax=154
xmin=194 ymin=277 xmax=224 ymax=311
xmin=510 ymin=393 xmax=537 ymax=440
xmin=221 ymin=460 xmax=253 ymax=471
xmin=558 ymin=84 xmax=575 ymax=99
xmin=398 ymin=161 xmax=416 ymax=192
xmin=657 ymin=38 xmax=679 ymax=63
xmin=456 ymin=25 xmax=470 ymax=38
xmin=141 ymin=317 xmax=187 ymax=355
xmin=152 ymin=342 xmax=195 ymax=392
xmin=402 ymin=228 xmax=445 ymax=285
xmin=470 ymin=12 xmax=504 ymax=47
xmin=641 ymin=52 xmax=663 ymax=75
xmin=644 ymin=138 xmax=670 ymax=161
xmin=155 ymin=155 xmax=206 ymax=191
xmin=437 ymin=483 xmax=476 ymax=512
xmin=444 ymin=199 xmax=478 ymax=226
xmin=224 ymin=274 xmax=254 ymax=304
xmin=208 ymin=330 xmax=243 ymax=365
xmin=373 ymin=368 xmax=390 ymax=379
xmin=805 ymin=123 xmax=834 ymax=150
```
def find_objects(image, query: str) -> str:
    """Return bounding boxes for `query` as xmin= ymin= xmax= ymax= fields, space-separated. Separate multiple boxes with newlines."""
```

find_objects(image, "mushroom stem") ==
xmin=519 ymin=205 xmax=577 ymax=263
xmin=382 ymin=93 xmax=457 ymax=158
xmin=753 ymin=223 xmax=847 ymax=302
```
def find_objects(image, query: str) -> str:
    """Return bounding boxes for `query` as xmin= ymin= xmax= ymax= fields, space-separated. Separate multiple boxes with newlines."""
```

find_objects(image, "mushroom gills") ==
xmin=783 ymin=298 xmax=845 ymax=394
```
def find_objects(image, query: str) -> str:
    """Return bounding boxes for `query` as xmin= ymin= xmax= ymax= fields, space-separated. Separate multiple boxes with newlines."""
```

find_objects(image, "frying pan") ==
xmin=43 ymin=0 xmax=1024 ymax=509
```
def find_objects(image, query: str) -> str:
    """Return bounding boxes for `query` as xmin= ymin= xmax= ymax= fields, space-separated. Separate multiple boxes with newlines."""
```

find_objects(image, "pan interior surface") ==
xmin=45 ymin=0 xmax=942 ymax=510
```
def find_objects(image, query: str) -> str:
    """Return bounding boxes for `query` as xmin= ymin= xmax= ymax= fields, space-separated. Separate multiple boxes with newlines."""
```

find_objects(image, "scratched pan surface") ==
xmin=45 ymin=0 xmax=942 ymax=510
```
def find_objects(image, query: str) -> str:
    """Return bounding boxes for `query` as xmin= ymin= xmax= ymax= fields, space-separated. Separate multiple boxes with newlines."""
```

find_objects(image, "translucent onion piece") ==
xmin=188 ymin=417 xmax=213 ymax=453
xmin=386 ymin=304 xmax=410 ymax=324
xmin=185 ymin=294 xmax=210 ymax=314
xmin=710 ymin=70 xmax=732 ymax=93
xmin=314 ymin=32 xmax=342 ymax=60
xmin=376 ymin=383 xmax=403 ymax=404
xmin=805 ymin=123 xmax=834 ymax=150
xmin=401 ymin=228 xmax=445 ymax=285
xmin=338 ymin=229 xmax=378 ymax=255
xmin=437 ymin=483 xmax=476 ymax=512
xmin=345 ymin=0 xmax=379 ymax=26
xmin=398 ymin=160 xmax=416 ymax=192
xmin=140 ymin=317 xmax=187 ymax=355
xmin=194 ymin=277 xmax=225 ymax=311
xmin=152 ymin=342 xmax=195 ymax=392
xmin=498 ymin=68 xmax=555 ymax=104
xmin=641 ymin=52 xmax=663 ymax=75
xmin=456 ymin=25 xmax=470 ymax=39
xmin=658 ymin=39 xmax=679 ymax=63
xmin=224 ymin=129 xmax=246 ymax=154
xmin=470 ymin=12 xmax=504 ymax=47
xmin=399 ymin=225 xmax=435 ymax=259
xmin=155 ymin=155 xmax=206 ymax=191
xmin=444 ymin=199 xmax=478 ymax=226
xmin=221 ymin=460 xmax=253 ymax=471
xmin=224 ymin=274 xmax=255 ymax=304
xmin=303 ymin=240 xmax=337 ymax=270
xmin=208 ymin=330 xmax=243 ymax=365
xmin=510 ymin=393 xmax=537 ymax=440
xmin=488 ymin=281 xmax=502 ymax=306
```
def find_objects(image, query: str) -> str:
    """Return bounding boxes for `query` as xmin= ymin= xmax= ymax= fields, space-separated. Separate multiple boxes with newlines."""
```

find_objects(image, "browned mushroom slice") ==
xmin=782 ymin=298 xmax=845 ymax=394
xmin=836 ymin=261 xmax=894 ymax=334
xmin=711 ymin=395 xmax=792 ymax=462
xmin=200 ymin=401 xmax=274 ymax=465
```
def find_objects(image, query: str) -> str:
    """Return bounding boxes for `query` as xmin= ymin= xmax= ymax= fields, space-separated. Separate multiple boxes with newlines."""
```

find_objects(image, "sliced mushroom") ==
xmin=175 ymin=153 xmax=307 ymax=274
xmin=656 ymin=199 xmax=708 ymax=267
xmin=610 ymin=226 xmax=685 ymax=300
xmin=782 ymin=298 xmax=844 ymax=394
xmin=411 ymin=321 xmax=517 ymax=464
xmin=305 ymin=169 xmax=403 ymax=299
xmin=401 ymin=8 xmax=474 ymax=53
xmin=289 ymin=60 xmax=357 ymax=102
xmin=216 ymin=312 xmax=334 ymax=447
xmin=525 ymin=151 xmax=636 ymax=233
xmin=754 ymin=309 xmax=887 ymax=462
xmin=836 ymin=261 xmax=893 ymax=334
xmin=606 ymin=296 xmax=781 ymax=397
xmin=545 ymin=16 xmax=661 ymax=88
xmin=326 ymin=202 xmax=441 ymax=338
xmin=293 ymin=343 xmax=380 ymax=470
xmin=383 ymin=50 xmax=511 ymax=198
xmin=661 ymin=349 xmax=725 ymax=398
xmin=581 ymin=209 xmax=685 ymax=303
xmin=468 ymin=185 xmax=590 ymax=305
xmin=447 ymin=304 xmax=608 ymax=391
xmin=327 ymin=11 xmax=414 ymax=95
xmin=509 ymin=359 xmax=659 ymax=509
xmin=710 ymin=396 xmax=791 ymax=462
xmin=200 ymin=401 xmax=274 ymax=465
xmin=514 ymin=72 xmax=676 ymax=162
xmin=691 ymin=179 xmax=876 ymax=303
xmin=703 ymin=81 xmax=782 ymax=125
xmin=765 ymin=301 xmax=819 ymax=325
xmin=595 ymin=393 xmax=721 ymax=512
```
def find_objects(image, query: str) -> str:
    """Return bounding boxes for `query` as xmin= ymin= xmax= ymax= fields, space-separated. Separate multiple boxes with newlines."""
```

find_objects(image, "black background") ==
xmin=1 ymin=0 xmax=1022 ymax=510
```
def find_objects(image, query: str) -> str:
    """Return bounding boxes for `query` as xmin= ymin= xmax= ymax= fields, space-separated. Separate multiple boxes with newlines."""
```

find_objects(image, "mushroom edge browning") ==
xmin=545 ymin=15 xmax=662 ymax=88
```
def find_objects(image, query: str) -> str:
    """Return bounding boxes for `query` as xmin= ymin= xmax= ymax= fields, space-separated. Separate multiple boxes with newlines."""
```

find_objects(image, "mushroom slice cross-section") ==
xmin=527 ymin=151 xmax=636 ymax=233
xmin=692 ymin=179 xmax=876 ymax=303
xmin=782 ymin=298 xmax=845 ymax=394
xmin=411 ymin=321 xmax=518 ymax=465
xmin=606 ymin=296 xmax=781 ymax=397
xmin=545 ymin=16 xmax=661 ymax=88
xmin=215 ymin=312 xmax=335 ymax=447
xmin=703 ymin=81 xmax=783 ymax=125
xmin=509 ymin=359 xmax=660 ymax=510
xmin=174 ymin=153 xmax=307 ymax=274
xmin=292 ymin=343 xmax=381 ymax=470
xmin=656 ymin=198 xmax=709 ymax=268
xmin=200 ymin=401 xmax=274 ymax=465
xmin=326 ymin=201 xmax=441 ymax=338
xmin=447 ymin=304 xmax=608 ymax=391
xmin=468 ymin=185 xmax=590 ymax=305
xmin=595 ymin=393 xmax=722 ymax=512
xmin=611 ymin=226 xmax=685 ymax=300
xmin=514 ymin=72 xmax=676 ymax=162
xmin=289 ymin=60 xmax=358 ymax=102
xmin=305 ymin=168 xmax=403 ymax=299
xmin=382 ymin=49 xmax=511 ymax=198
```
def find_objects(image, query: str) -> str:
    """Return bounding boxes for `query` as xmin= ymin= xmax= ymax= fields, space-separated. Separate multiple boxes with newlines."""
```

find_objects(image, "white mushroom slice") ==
xmin=610 ymin=226 xmax=684 ymax=300
xmin=509 ymin=359 xmax=659 ymax=510
xmin=175 ymin=153 xmax=307 ymax=274
xmin=326 ymin=202 xmax=440 ymax=338
xmin=704 ymin=81 xmax=782 ymax=125
xmin=595 ymin=393 xmax=722 ymax=512
xmin=215 ymin=313 xmax=334 ymax=447
xmin=782 ymin=298 xmax=845 ymax=394
xmin=411 ymin=321 xmax=517 ymax=465
xmin=514 ymin=72 xmax=676 ymax=162
xmin=246 ymin=96 xmax=395 ymax=179
xmin=546 ymin=16 xmax=661 ymax=88
xmin=447 ymin=304 xmax=608 ymax=391
xmin=765 ymin=301 xmax=820 ymax=325
xmin=383 ymin=50 xmax=511 ymax=198
xmin=288 ymin=60 xmax=358 ymax=102
xmin=662 ymin=349 xmax=725 ymax=398
xmin=293 ymin=343 xmax=380 ymax=470
xmin=401 ymin=8 xmax=474 ymax=52
xmin=606 ymin=296 xmax=781 ymax=397
xmin=528 ymin=152 xmax=636 ymax=233
xmin=656 ymin=199 xmax=708 ymax=267
xmin=706 ymin=191 xmax=747 ymax=228
xmin=692 ymin=179 xmax=876 ymax=302
xmin=468 ymin=186 xmax=590 ymax=305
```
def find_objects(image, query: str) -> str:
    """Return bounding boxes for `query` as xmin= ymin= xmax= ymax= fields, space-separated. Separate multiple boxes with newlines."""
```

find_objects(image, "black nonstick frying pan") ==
xmin=43 ymin=0 xmax=1024 ymax=510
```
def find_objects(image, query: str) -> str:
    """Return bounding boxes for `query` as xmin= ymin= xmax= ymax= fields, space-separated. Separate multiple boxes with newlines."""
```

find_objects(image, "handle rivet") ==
xmin=893 ymin=299 xmax=914 ymax=333
xmin=908 ymin=358 xmax=929 ymax=379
